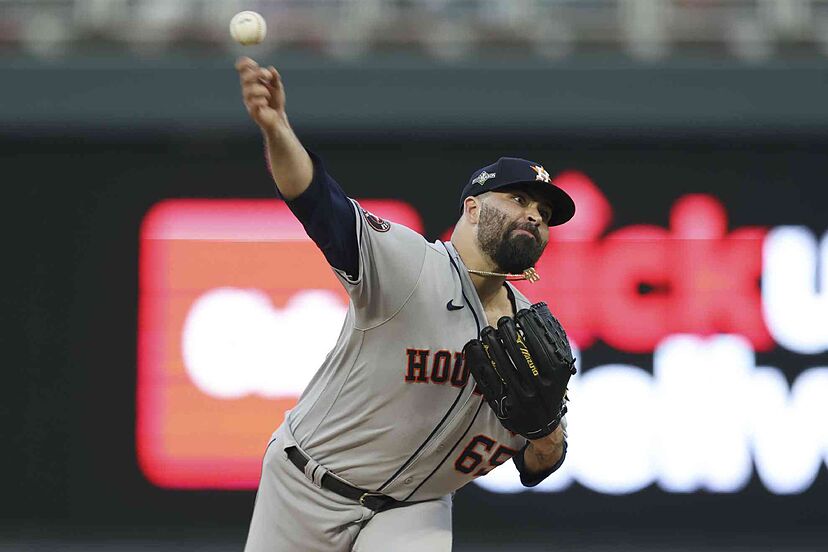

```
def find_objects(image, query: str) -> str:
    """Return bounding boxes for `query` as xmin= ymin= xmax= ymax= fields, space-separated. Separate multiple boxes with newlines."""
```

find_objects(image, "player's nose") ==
xmin=524 ymin=205 xmax=543 ymax=225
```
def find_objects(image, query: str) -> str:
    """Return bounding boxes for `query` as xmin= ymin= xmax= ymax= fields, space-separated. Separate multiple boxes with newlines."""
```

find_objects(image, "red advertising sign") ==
xmin=137 ymin=199 xmax=423 ymax=488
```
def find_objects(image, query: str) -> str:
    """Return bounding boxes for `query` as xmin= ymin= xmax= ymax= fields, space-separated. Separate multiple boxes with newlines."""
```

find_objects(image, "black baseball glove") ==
xmin=464 ymin=302 xmax=576 ymax=440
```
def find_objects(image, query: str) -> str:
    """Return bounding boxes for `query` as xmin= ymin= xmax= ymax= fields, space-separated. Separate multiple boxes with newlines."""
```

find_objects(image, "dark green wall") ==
xmin=4 ymin=54 xmax=828 ymax=133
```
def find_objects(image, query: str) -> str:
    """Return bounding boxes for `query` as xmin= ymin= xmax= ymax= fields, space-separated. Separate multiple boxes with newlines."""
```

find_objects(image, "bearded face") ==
xmin=476 ymin=200 xmax=547 ymax=273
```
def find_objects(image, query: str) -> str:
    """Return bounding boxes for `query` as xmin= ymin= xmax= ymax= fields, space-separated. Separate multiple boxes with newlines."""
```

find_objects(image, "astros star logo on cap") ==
xmin=531 ymin=165 xmax=551 ymax=183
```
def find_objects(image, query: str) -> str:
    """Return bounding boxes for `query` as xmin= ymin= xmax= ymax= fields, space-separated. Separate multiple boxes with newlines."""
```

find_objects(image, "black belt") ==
xmin=286 ymin=446 xmax=410 ymax=512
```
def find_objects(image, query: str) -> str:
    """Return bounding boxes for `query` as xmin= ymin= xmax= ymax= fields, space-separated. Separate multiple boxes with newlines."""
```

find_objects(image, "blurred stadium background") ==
xmin=5 ymin=1 xmax=828 ymax=551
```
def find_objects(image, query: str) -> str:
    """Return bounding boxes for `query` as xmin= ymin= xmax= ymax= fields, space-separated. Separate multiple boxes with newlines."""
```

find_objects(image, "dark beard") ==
xmin=476 ymin=202 xmax=545 ymax=274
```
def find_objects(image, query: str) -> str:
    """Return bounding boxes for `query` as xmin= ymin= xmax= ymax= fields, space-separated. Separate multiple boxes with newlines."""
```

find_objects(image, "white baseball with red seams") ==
xmin=230 ymin=11 xmax=267 ymax=45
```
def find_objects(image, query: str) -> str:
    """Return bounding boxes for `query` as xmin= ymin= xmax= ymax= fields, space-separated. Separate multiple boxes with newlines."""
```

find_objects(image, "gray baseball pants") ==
xmin=244 ymin=425 xmax=453 ymax=552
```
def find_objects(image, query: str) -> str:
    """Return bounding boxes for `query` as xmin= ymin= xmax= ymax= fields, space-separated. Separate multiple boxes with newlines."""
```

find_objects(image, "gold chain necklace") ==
xmin=466 ymin=267 xmax=540 ymax=283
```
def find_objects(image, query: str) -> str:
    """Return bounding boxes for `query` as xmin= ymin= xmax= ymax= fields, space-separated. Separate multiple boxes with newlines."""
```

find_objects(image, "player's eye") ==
xmin=512 ymin=194 xmax=526 ymax=205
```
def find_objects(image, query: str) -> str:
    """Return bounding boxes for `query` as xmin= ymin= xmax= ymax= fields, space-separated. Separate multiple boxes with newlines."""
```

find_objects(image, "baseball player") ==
xmin=236 ymin=57 xmax=577 ymax=552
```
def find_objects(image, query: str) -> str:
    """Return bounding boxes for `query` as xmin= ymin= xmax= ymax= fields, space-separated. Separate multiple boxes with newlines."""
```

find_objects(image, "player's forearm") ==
xmin=263 ymin=119 xmax=314 ymax=201
xmin=523 ymin=432 xmax=564 ymax=474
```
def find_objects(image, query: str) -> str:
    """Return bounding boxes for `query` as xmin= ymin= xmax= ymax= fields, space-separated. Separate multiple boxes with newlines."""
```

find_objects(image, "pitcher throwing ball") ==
xmin=236 ymin=56 xmax=577 ymax=552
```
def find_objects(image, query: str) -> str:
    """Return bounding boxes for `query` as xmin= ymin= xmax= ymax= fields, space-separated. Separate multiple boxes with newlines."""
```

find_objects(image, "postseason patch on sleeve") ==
xmin=362 ymin=209 xmax=391 ymax=232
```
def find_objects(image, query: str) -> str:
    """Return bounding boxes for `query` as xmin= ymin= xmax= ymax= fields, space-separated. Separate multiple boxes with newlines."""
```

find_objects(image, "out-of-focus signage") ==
xmin=137 ymin=175 xmax=828 ymax=493
xmin=137 ymin=199 xmax=423 ymax=488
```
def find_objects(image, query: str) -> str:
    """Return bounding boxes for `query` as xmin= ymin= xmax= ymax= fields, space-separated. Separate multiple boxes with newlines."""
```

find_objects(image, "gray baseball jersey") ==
xmin=282 ymin=200 xmax=532 ymax=502
xmin=245 ymin=157 xmax=567 ymax=551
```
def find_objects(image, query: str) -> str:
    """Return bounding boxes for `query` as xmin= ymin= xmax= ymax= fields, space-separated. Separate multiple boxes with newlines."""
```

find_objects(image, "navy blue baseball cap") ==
xmin=460 ymin=157 xmax=575 ymax=226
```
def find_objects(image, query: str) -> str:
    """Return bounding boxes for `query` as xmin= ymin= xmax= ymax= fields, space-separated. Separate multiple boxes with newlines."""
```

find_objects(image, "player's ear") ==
xmin=464 ymin=196 xmax=482 ymax=225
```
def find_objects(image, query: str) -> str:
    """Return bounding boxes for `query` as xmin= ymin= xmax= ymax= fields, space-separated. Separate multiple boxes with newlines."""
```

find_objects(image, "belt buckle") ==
xmin=358 ymin=492 xmax=384 ymax=507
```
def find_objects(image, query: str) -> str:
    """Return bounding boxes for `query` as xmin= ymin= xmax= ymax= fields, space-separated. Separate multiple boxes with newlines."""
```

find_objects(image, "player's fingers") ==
xmin=245 ymin=98 xmax=271 ymax=114
xmin=237 ymin=60 xmax=265 ymax=83
xmin=266 ymin=66 xmax=282 ymax=88
xmin=240 ymin=66 xmax=265 ymax=85
xmin=243 ymin=84 xmax=272 ymax=101
xmin=265 ymin=66 xmax=285 ymax=109
xmin=235 ymin=56 xmax=258 ymax=72
xmin=256 ymin=68 xmax=272 ymax=85
xmin=245 ymin=99 xmax=270 ymax=119
xmin=245 ymin=95 xmax=270 ymax=108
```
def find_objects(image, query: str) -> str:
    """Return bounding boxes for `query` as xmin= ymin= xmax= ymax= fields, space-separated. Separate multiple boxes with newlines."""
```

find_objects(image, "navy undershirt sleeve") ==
xmin=282 ymin=150 xmax=359 ymax=280
xmin=512 ymin=440 xmax=567 ymax=487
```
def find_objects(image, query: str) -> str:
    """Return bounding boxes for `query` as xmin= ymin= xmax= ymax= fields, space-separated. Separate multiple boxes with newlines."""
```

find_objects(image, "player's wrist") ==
xmin=524 ymin=438 xmax=564 ymax=474
xmin=528 ymin=428 xmax=564 ymax=455
xmin=261 ymin=113 xmax=291 ymax=140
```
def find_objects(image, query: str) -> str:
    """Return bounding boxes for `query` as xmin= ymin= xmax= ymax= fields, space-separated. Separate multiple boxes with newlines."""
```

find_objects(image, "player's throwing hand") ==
xmin=234 ymin=57 xmax=312 ymax=199
xmin=235 ymin=56 xmax=286 ymax=133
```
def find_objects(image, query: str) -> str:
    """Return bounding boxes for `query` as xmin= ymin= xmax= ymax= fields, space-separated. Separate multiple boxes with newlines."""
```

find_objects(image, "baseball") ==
xmin=229 ymin=11 xmax=267 ymax=46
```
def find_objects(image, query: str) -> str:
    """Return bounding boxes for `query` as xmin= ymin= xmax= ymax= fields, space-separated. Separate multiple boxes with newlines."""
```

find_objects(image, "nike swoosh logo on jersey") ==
xmin=446 ymin=300 xmax=464 ymax=311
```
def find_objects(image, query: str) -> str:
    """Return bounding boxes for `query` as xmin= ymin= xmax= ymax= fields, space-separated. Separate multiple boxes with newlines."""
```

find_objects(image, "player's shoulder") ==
xmin=353 ymin=200 xmax=425 ymax=239
xmin=426 ymin=241 xmax=449 ymax=258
